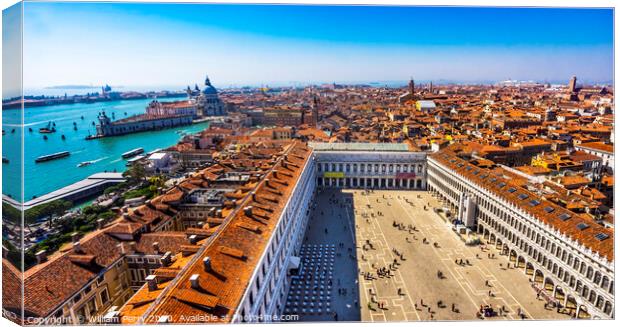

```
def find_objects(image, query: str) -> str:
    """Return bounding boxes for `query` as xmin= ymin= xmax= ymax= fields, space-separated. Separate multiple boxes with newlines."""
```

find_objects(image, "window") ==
xmin=595 ymin=233 xmax=609 ymax=241
xmin=543 ymin=206 xmax=555 ymax=213
xmin=558 ymin=213 xmax=571 ymax=221
xmin=518 ymin=194 xmax=529 ymax=200
xmin=528 ymin=200 xmax=540 ymax=207
xmin=576 ymin=223 xmax=589 ymax=231
xmin=498 ymin=182 xmax=507 ymax=188
xmin=100 ymin=287 xmax=110 ymax=305
xmin=507 ymin=187 xmax=517 ymax=193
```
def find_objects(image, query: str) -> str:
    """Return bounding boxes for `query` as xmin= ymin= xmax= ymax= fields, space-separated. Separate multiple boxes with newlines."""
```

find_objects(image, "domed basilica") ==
xmin=186 ymin=75 xmax=226 ymax=116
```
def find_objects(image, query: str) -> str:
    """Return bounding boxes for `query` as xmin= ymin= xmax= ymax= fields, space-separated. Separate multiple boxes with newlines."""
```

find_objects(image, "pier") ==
xmin=20 ymin=173 xmax=126 ymax=210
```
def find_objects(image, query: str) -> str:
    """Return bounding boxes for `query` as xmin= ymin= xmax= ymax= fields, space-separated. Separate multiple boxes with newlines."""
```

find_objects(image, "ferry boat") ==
xmin=77 ymin=161 xmax=94 ymax=167
xmin=35 ymin=151 xmax=70 ymax=163
xmin=126 ymin=155 xmax=146 ymax=166
xmin=121 ymin=147 xmax=144 ymax=159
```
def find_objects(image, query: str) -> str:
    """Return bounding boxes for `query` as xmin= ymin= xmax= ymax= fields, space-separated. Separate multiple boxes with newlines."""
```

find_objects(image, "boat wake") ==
xmin=91 ymin=156 xmax=108 ymax=163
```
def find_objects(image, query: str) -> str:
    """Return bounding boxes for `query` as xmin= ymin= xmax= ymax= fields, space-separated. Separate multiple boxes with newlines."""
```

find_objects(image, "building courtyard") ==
xmin=285 ymin=188 xmax=571 ymax=322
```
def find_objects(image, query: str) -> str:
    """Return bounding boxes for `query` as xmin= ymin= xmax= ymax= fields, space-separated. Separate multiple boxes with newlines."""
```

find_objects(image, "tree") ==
xmin=124 ymin=164 xmax=146 ymax=183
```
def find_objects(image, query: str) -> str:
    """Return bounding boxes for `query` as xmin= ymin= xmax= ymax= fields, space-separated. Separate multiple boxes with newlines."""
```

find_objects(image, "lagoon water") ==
xmin=2 ymin=98 xmax=209 ymax=202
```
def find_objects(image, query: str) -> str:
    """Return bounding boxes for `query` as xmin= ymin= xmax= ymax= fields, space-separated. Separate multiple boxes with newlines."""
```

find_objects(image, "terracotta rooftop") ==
xmin=123 ymin=141 xmax=311 ymax=323
xmin=430 ymin=147 xmax=613 ymax=262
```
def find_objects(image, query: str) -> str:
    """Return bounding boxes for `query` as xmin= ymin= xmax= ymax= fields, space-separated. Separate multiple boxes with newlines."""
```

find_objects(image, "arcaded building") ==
xmin=427 ymin=148 xmax=614 ymax=319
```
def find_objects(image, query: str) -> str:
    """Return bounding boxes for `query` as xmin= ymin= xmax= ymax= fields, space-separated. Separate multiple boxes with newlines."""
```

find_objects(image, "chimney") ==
xmin=197 ymin=221 xmax=204 ymax=228
xmin=118 ymin=243 xmax=126 ymax=254
xmin=97 ymin=218 xmax=106 ymax=229
xmin=216 ymin=209 xmax=222 ymax=218
xmin=161 ymin=251 xmax=172 ymax=266
xmin=71 ymin=232 xmax=81 ymax=243
xmin=208 ymin=207 xmax=215 ymax=217
xmin=273 ymin=170 xmax=278 ymax=179
xmin=203 ymin=256 xmax=212 ymax=272
xmin=189 ymin=235 xmax=198 ymax=245
xmin=73 ymin=241 xmax=83 ymax=253
xmin=265 ymin=178 xmax=271 ymax=188
xmin=189 ymin=274 xmax=200 ymax=289
xmin=251 ymin=191 xmax=257 ymax=202
xmin=128 ymin=241 xmax=137 ymax=254
xmin=35 ymin=250 xmax=47 ymax=264
xmin=152 ymin=242 xmax=160 ymax=254
xmin=244 ymin=206 xmax=253 ymax=217
xmin=145 ymin=275 xmax=158 ymax=292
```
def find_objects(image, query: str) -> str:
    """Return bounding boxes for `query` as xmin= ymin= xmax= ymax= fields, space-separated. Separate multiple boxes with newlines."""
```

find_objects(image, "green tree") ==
xmin=124 ymin=164 xmax=146 ymax=183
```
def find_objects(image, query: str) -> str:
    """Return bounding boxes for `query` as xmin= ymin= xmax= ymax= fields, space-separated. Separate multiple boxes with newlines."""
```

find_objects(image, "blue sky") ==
xmin=17 ymin=2 xmax=614 ymax=91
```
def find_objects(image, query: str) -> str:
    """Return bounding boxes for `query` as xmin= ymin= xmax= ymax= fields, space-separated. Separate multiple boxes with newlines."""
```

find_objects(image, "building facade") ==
xmin=310 ymin=143 xmax=427 ymax=190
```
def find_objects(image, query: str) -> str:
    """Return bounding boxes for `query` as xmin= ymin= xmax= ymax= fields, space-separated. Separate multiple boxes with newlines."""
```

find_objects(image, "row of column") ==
xmin=318 ymin=177 xmax=425 ymax=189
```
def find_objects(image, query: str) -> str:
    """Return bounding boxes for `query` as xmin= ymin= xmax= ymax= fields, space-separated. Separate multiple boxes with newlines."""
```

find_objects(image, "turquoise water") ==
xmin=2 ymin=98 xmax=209 ymax=201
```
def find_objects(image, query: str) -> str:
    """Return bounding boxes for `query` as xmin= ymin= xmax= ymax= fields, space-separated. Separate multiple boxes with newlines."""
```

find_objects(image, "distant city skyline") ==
xmin=6 ymin=3 xmax=614 ymax=97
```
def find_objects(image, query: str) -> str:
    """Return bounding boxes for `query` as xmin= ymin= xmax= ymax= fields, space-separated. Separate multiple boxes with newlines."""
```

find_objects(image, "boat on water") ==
xmin=35 ymin=151 xmax=70 ymax=163
xmin=77 ymin=161 xmax=94 ymax=167
xmin=2 ymin=157 xmax=9 ymax=164
xmin=121 ymin=147 xmax=144 ymax=159
xmin=126 ymin=155 xmax=146 ymax=166
xmin=39 ymin=122 xmax=56 ymax=133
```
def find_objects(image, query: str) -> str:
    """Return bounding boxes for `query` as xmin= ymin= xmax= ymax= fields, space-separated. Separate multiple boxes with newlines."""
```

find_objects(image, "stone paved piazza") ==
xmin=287 ymin=188 xmax=571 ymax=322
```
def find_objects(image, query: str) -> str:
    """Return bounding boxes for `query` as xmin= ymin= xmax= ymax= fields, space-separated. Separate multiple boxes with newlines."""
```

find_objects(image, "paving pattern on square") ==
xmin=286 ymin=188 xmax=570 ymax=322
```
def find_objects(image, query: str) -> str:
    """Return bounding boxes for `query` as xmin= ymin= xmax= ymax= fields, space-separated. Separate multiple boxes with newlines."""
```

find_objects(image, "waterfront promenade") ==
xmin=20 ymin=172 xmax=125 ymax=210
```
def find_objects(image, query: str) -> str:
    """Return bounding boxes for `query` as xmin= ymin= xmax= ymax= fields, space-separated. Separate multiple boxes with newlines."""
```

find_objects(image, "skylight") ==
xmin=543 ymin=206 xmax=555 ymax=213
xmin=528 ymin=199 xmax=540 ymax=206
xmin=518 ymin=193 xmax=529 ymax=200
xmin=576 ymin=223 xmax=589 ymax=231
xmin=595 ymin=233 xmax=609 ymax=241
xmin=558 ymin=213 xmax=571 ymax=221
xmin=508 ymin=187 xmax=517 ymax=193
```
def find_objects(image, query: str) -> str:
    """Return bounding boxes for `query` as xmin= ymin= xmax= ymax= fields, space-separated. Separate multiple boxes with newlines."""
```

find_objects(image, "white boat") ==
xmin=126 ymin=155 xmax=146 ymax=166
xmin=77 ymin=161 xmax=94 ymax=168
xmin=121 ymin=147 xmax=144 ymax=159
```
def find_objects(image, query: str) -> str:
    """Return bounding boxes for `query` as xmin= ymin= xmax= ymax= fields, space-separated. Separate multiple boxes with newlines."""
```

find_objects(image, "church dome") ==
xmin=203 ymin=84 xmax=218 ymax=95
xmin=202 ymin=76 xmax=218 ymax=95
